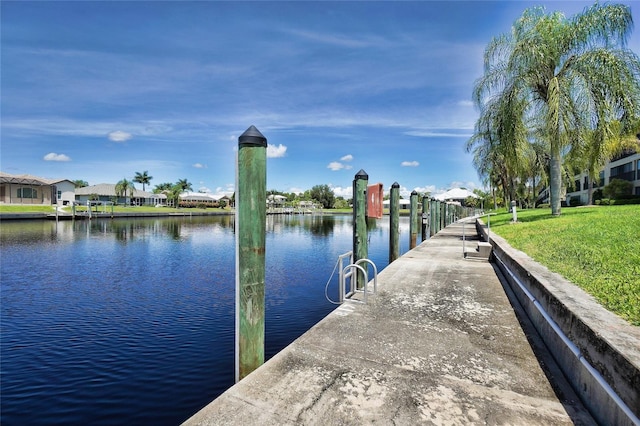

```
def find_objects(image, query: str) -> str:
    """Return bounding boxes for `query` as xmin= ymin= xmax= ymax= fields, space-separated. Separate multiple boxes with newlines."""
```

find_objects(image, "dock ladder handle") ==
xmin=340 ymin=258 xmax=377 ymax=304
xmin=355 ymin=258 xmax=377 ymax=296
xmin=330 ymin=251 xmax=378 ymax=304
xmin=337 ymin=251 xmax=353 ymax=303
xmin=341 ymin=264 xmax=368 ymax=304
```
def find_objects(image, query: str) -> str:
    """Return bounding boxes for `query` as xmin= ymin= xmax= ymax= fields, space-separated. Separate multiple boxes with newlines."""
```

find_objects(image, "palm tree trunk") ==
xmin=549 ymin=144 xmax=562 ymax=216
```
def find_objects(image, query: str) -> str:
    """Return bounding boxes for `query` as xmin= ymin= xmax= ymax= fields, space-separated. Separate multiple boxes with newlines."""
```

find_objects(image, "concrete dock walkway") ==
xmin=183 ymin=219 xmax=594 ymax=425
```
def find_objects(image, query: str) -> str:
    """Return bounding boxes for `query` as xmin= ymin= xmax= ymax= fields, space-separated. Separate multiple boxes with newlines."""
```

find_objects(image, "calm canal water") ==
xmin=1 ymin=214 xmax=416 ymax=425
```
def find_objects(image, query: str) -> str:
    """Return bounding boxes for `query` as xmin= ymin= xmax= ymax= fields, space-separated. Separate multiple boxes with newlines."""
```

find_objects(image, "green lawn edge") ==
xmin=489 ymin=205 xmax=640 ymax=326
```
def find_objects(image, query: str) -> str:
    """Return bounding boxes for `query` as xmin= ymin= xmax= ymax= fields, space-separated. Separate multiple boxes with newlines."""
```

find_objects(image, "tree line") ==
xmin=467 ymin=2 xmax=640 ymax=215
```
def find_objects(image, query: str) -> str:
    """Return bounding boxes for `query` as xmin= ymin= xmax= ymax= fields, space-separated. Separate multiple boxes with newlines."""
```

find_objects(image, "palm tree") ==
xmin=153 ymin=182 xmax=173 ymax=193
xmin=133 ymin=171 xmax=153 ymax=192
xmin=115 ymin=178 xmax=135 ymax=206
xmin=167 ymin=179 xmax=193 ymax=208
xmin=176 ymin=178 xmax=192 ymax=192
xmin=467 ymin=92 xmax=530 ymax=208
xmin=472 ymin=3 xmax=640 ymax=215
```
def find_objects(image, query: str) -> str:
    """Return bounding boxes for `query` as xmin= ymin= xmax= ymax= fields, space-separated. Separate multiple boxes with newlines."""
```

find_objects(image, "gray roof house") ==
xmin=0 ymin=171 xmax=76 ymax=205
xmin=75 ymin=184 xmax=167 ymax=206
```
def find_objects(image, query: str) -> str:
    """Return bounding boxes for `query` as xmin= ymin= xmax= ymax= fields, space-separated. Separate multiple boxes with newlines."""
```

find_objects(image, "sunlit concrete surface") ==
xmin=183 ymin=219 xmax=594 ymax=425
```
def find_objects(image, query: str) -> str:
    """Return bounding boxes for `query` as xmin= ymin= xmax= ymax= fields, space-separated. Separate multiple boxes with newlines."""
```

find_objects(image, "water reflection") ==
xmin=0 ymin=215 xmax=237 ymax=246
xmin=1 ymin=213 xmax=417 ymax=425
xmin=1 ymin=214 xmax=403 ymax=247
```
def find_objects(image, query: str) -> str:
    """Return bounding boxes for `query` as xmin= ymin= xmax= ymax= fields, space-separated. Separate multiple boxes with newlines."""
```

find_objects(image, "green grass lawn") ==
xmin=489 ymin=206 xmax=640 ymax=326
xmin=0 ymin=205 xmax=57 ymax=213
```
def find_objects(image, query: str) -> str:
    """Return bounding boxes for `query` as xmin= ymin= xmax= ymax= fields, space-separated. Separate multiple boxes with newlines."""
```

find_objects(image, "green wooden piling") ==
xmin=409 ymin=190 xmax=418 ymax=249
xmin=236 ymin=125 xmax=267 ymax=382
xmin=421 ymin=196 xmax=429 ymax=241
xmin=353 ymin=169 xmax=368 ymax=289
xmin=389 ymin=182 xmax=400 ymax=263
xmin=445 ymin=203 xmax=449 ymax=226
xmin=429 ymin=199 xmax=436 ymax=237
xmin=432 ymin=200 xmax=437 ymax=234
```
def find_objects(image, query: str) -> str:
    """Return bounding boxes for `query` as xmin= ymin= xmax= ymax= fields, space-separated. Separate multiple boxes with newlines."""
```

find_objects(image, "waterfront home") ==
xmin=565 ymin=150 xmax=640 ymax=205
xmin=75 ymin=184 xmax=167 ymax=206
xmin=0 ymin=171 xmax=76 ymax=205
xmin=179 ymin=191 xmax=230 ymax=207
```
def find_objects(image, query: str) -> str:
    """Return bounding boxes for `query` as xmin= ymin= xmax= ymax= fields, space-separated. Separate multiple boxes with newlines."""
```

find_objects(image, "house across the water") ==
xmin=75 ymin=184 xmax=167 ymax=206
xmin=0 ymin=172 xmax=76 ymax=206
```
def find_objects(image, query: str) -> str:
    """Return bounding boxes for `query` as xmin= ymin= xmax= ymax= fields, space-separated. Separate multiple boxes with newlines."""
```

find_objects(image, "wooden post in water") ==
xmin=409 ymin=190 xmax=418 ymax=249
xmin=445 ymin=203 xmax=449 ymax=226
xmin=421 ymin=196 xmax=429 ymax=242
xmin=433 ymin=200 xmax=438 ymax=234
xmin=389 ymin=182 xmax=400 ymax=263
xmin=353 ymin=169 xmax=368 ymax=289
xmin=235 ymin=125 xmax=267 ymax=382
xmin=429 ymin=198 xmax=436 ymax=237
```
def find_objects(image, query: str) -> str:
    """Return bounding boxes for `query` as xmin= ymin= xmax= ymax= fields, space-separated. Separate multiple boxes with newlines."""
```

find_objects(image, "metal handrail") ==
xmin=337 ymin=251 xmax=353 ymax=302
xmin=337 ymin=251 xmax=378 ymax=304
xmin=475 ymin=212 xmax=495 ymax=244
xmin=341 ymin=264 xmax=368 ymax=304
xmin=355 ymin=258 xmax=378 ymax=295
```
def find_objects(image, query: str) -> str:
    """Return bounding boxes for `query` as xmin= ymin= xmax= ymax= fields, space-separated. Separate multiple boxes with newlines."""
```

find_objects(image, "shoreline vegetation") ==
xmin=3 ymin=204 xmax=637 ymax=325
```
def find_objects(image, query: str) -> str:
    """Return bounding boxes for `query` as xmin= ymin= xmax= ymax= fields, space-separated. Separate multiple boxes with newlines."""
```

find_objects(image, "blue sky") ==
xmin=2 ymin=1 xmax=639 ymax=199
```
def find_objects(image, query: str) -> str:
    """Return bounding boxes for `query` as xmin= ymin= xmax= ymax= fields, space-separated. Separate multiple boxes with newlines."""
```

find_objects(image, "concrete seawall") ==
xmin=182 ymin=219 xmax=598 ymax=425
xmin=478 ymin=219 xmax=640 ymax=425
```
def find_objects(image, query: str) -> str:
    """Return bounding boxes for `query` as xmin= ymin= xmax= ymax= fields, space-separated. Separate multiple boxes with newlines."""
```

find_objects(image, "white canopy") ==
xmin=382 ymin=199 xmax=412 ymax=206
xmin=433 ymin=188 xmax=478 ymax=201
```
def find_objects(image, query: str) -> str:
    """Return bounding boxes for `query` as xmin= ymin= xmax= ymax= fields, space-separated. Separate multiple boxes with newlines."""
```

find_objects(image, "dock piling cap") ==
xmin=355 ymin=169 xmax=368 ymax=180
xmin=391 ymin=182 xmax=400 ymax=189
xmin=239 ymin=125 xmax=267 ymax=147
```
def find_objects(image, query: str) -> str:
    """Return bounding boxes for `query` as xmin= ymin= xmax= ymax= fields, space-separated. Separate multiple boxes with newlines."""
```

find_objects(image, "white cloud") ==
xmin=284 ymin=28 xmax=379 ymax=49
xmin=397 ymin=185 xmax=412 ymax=199
xmin=401 ymin=161 xmax=419 ymax=167
xmin=449 ymin=181 xmax=478 ymax=190
xmin=43 ymin=152 xmax=71 ymax=162
xmin=405 ymin=130 xmax=473 ymax=138
xmin=267 ymin=143 xmax=287 ymax=158
xmin=340 ymin=154 xmax=353 ymax=162
xmin=198 ymin=186 xmax=211 ymax=193
xmin=329 ymin=184 xmax=352 ymax=198
xmin=108 ymin=130 xmax=132 ymax=142
xmin=193 ymin=163 xmax=207 ymax=168
xmin=414 ymin=185 xmax=436 ymax=195
xmin=327 ymin=161 xmax=353 ymax=171
xmin=457 ymin=100 xmax=474 ymax=107
xmin=211 ymin=184 xmax=235 ymax=198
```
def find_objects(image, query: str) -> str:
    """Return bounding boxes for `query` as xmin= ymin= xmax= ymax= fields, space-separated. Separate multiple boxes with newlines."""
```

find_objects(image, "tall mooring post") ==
xmin=409 ymin=190 xmax=418 ymax=249
xmin=235 ymin=125 xmax=267 ymax=382
xmin=429 ymin=198 xmax=436 ymax=237
xmin=421 ymin=196 xmax=429 ymax=241
xmin=389 ymin=182 xmax=400 ymax=263
xmin=353 ymin=169 xmax=368 ymax=289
